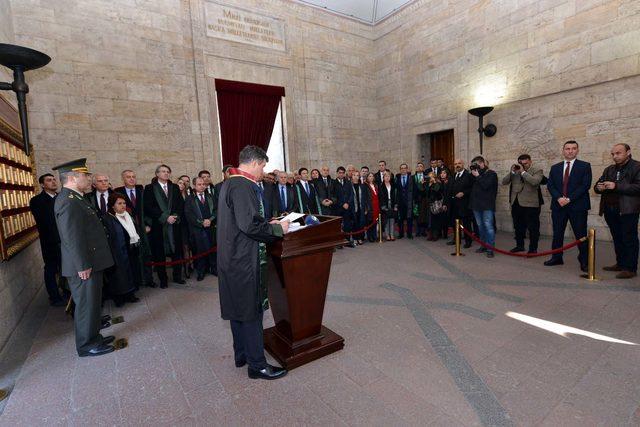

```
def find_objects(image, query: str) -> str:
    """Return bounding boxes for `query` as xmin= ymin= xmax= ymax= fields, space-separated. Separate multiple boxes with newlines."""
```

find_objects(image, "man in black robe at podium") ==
xmin=217 ymin=145 xmax=290 ymax=380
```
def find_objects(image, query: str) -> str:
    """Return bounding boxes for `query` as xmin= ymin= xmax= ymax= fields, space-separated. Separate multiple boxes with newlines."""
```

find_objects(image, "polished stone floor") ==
xmin=1 ymin=232 xmax=640 ymax=426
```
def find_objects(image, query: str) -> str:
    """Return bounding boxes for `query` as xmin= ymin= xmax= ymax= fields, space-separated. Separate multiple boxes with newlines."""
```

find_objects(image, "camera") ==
xmin=512 ymin=164 xmax=521 ymax=171
xmin=469 ymin=164 xmax=479 ymax=171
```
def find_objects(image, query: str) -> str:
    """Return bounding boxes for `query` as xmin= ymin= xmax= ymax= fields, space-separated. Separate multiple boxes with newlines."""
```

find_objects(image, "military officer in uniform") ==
xmin=53 ymin=159 xmax=116 ymax=357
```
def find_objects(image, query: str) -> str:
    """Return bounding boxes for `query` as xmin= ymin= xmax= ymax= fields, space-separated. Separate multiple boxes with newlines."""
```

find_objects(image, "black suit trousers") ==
xmin=511 ymin=199 xmax=541 ymax=251
xmin=550 ymin=208 xmax=588 ymax=265
xmin=603 ymin=206 xmax=639 ymax=272
xmin=230 ymin=314 xmax=267 ymax=370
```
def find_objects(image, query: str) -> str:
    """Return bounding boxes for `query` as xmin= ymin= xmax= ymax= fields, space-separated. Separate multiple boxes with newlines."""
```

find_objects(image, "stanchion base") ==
xmin=0 ymin=389 xmax=8 ymax=402
xmin=450 ymin=253 xmax=465 ymax=257
xmin=580 ymin=274 xmax=599 ymax=281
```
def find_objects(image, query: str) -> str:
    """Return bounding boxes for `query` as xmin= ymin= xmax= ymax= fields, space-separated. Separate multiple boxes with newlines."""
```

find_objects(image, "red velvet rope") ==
xmin=344 ymin=217 xmax=379 ymax=236
xmin=459 ymin=226 xmax=586 ymax=258
xmin=146 ymin=246 xmax=217 ymax=267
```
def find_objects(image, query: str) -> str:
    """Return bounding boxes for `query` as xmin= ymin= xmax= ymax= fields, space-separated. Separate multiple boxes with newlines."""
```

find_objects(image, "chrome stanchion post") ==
xmin=581 ymin=228 xmax=598 ymax=281
xmin=378 ymin=214 xmax=383 ymax=243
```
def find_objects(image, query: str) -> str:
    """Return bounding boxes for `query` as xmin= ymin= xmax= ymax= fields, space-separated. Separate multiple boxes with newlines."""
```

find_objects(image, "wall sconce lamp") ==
xmin=468 ymin=106 xmax=497 ymax=155
xmin=0 ymin=44 xmax=51 ymax=156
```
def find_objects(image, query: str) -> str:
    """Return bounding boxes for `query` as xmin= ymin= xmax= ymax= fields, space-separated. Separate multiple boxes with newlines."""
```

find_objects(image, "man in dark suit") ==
xmin=272 ymin=171 xmax=295 ymax=216
xmin=294 ymin=168 xmax=319 ymax=214
xmin=396 ymin=163 xmax=414 ymax=239
xmin=144 ymin=164 xmax=185 ymax=288
xmin=213 ymin=165 xmax=232 ymax=211
xmin=333 ymin=166 xmax=354 ymax=246
xmin=447 ymin=159 xmax=474 ymax=248
xmin=53 ymin=158 xmax=115 ymax=357
xmin=85 ymin=173 xmax=113 ymax=216
xmin=425 ymin=159 xmax=441 ymax=178
xmin=316 ymin=165 xmax=336 ymax=215
xmin=184 ymin=177 xmax=217 ymax=280
xmin=30 ymin=173 xmax=65 ymax=306
xmin=114 ymin=169 xmax=155 ymax=288
xmin=544 ymin=141 xmax=592 ymax=272
xmin=374 ymin=160 xmax=387 ymax=187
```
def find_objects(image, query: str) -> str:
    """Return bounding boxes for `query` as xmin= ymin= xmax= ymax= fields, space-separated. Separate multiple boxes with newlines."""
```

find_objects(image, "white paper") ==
xmin=280 ymin=212 xmax=305 ymax=223
xmin=286 ymin=223 xmax=307 ymax=233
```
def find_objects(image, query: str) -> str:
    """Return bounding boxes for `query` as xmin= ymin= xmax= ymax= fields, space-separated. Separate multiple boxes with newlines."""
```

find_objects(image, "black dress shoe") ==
xmin=248 ymin=364 xmax=287 ymax=380
xmin=79 ymin=344 xmax=115 ymax=357
xmin=475 ymin=247 xmax=487 ymax=253
xmin=173 ymin=279 xmax=186 ymax=285
xmin=102 ymin=335 xmax=115 ymax=345
xmin=397 ymin=234 xmax=404 ymax=239
xmin=407 ymin=234 xmax=413 ymax=239
xmin=510 ymin=246 xmax=525 ymax=253
xmin=145 ymin=282 xmax=157 ymax=288
xmin=209 ymin=268 xmax=217 ymax=276
xmin=580 ymin=264 xmax=588 ymax=273
xmin=100 ymin=320 xmax=111 ymax=330
xmin=50 ymin=299 xmax=66 ymax=307
xmin=446 ymin=240 xmax=455 ymax=246
xmin=463 ymin=242 xmax=472 ymax=249
xmin=126 ymin=295 xmax=140 ymax=303
xmin=197 ymin=272 xmax=205 ymax=281
xmin=160 ymin=282 xmax=168 ymax=289
xmin=235 ymin=359 xmax=247 ymax=368
xmin=544 ymin=259 xmax=564 ymax=266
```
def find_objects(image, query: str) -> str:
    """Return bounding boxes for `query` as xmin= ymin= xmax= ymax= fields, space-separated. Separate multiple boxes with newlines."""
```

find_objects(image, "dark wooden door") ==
xmin=431 ymin=130 xmax=454 ymax=170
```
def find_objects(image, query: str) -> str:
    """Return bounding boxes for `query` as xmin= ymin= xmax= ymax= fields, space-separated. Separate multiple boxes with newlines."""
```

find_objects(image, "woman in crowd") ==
xmin=427 ymin=172 xmax=447 ymax=241
xmin=310 ymin=168 xmax=321 ymax=180
xmin=365 ymin=172 xmax=380 ymax=242
xmin=104 ymin=193 xmax=141 ymax=307
xmin=439 ymin=169 xmax=452 ymax=240
xmin=378 ymin=171 xmax=397 ymax=241
xmin=176 ymin=177 xmax=193 ymax=279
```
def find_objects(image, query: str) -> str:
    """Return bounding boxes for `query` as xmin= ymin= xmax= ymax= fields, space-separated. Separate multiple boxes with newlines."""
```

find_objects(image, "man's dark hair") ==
xmin=298 ymin=167 xmax=308 ymax=175
xmin=471 ymin=156 xmax=485 ymax=164
xmin=155 ymin=164 xmax=171 ymax=174
xmin=39 ymin=173 xmax=54 ymax=185
xmin=192 ymin=176 xmax=204 ymax=186
xmin=517 ymin=154 xmax=531 ymax=162
xmin=615 ymin=143 xmax=631 ymax=151
xmin=379 ymin=160 xmax=386 ymax=165
xmin=563 ymin=140 xmax=579 ymax=148
xmin=238 ymin=145 xmax=268 ymax=165
xmin=417 ymin=162 xmax=424 ymax=167
xmin=198 ymin=170 xmax=210 ymax=177
xmin=400 ymin=163 xmax=408 ymax=168
xmin=222 ymin=164 xmax=233 ymax=173
xmin=361 ymin=166 xmax=369 ymax=170
xmin=336 ymin=166 xmax=346 ymax=173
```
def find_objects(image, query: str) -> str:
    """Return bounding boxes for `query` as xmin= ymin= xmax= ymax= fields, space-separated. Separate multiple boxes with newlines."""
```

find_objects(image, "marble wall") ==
xmin=374 ymin=0 xmax=640 ymax=237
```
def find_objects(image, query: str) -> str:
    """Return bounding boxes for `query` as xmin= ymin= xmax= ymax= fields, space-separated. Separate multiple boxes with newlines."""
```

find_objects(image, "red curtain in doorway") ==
xmin=215 ymin=79 xmax=285 ymax=167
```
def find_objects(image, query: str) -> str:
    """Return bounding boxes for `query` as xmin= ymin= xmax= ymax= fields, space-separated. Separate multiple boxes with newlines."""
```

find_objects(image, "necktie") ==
xmin=280 ymin=186 xmax=286 ymax=211
xmin=199 ymin=193 xmax=205 ymax=204
xmin=304 ymin=182 xmax=309 ymax=195
xmin=562 ymin=161 xmax=571 ymax=197
xmin=323 ymin=177 xmax=327 ymax=186
xmin=162 ymin=184 xmax=168 ymax=196
xmin=129 ymin=189 xmax=136 ymax=208
xmin=402 ymin=176 xmax=406 ymax=187
xmin=100 ymin=193 xmax=106 ymax=213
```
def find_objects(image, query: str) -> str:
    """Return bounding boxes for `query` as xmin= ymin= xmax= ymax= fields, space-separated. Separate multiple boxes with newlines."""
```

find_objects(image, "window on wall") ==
xmin=265 ymin=99 xmax=286 ymax=172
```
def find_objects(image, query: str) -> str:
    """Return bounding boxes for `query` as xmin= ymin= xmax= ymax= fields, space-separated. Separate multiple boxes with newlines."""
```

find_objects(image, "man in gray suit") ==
xmin=501 ymin=154 xmax=544 ymax=254
xmin=53 ymin=159 xmax=115 ymax=357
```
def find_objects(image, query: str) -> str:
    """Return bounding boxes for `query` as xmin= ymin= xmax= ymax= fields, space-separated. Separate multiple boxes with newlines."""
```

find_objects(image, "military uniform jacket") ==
xmin=55 ymin=187 xmax=114 ymax=277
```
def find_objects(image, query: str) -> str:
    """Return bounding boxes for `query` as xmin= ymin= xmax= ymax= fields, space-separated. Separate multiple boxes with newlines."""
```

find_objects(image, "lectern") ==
xmin=264 ymin=215 xmax=346 ymax=369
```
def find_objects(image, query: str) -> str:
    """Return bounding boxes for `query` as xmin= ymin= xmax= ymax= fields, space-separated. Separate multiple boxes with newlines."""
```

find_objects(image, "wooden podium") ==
xmin=264 ymin=215 xmax=346 ymax=369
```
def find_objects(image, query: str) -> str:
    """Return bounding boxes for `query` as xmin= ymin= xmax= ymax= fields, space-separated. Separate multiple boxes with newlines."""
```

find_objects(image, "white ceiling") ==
xmin=295 ymin=0 xmax=415 ymax=24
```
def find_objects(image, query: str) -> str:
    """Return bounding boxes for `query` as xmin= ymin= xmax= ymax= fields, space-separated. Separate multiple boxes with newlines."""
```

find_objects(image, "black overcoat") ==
xmin=217 ymin=174 xmax=283 ymax=321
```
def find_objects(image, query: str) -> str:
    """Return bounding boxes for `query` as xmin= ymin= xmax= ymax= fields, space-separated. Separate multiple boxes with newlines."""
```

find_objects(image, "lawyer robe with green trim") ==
xmin=217 ymin=172 xmax=284 ymax=321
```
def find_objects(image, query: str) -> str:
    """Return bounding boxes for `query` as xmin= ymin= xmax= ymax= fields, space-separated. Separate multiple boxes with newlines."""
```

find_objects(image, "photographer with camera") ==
xmin=469 ymin=156 xmax=498 ymax=258
xmin=501 ymin=154 xmax=544 ymax=254
xmin=594 ymin=143 xmax=640 ymax=279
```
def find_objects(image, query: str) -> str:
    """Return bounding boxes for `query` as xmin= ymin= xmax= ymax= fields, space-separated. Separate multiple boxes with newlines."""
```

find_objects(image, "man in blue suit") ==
xmin=544 ymin=141 xmax=592 ymax=272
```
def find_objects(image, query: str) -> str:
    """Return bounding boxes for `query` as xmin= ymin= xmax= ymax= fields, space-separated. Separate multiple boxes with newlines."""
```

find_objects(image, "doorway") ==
xmin=418 ymin=129 xmax=454 ymax=170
